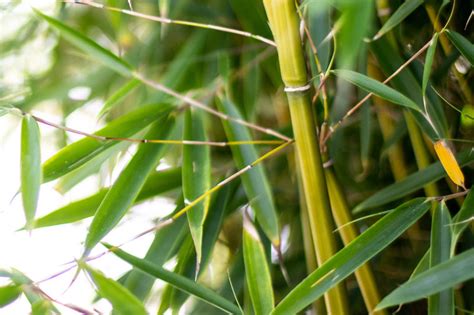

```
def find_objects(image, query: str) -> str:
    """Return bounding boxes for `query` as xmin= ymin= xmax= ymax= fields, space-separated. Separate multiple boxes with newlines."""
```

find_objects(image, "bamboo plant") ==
xmin=0 ymin=0 xmax=473 ymax=314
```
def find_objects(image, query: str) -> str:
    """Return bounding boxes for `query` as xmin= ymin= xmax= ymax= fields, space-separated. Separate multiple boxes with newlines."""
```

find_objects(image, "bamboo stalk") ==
xmin=263 ymin=1 xmax=348 ymax=314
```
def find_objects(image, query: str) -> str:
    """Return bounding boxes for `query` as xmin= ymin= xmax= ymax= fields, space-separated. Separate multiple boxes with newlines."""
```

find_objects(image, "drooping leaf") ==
xmin=272 ymin=199 xmax=431 ymax=314
xmin=84 ymin=115 xmax=174 ymax=254
xmin=105 ymin=244 xmax=242 ymax=315
xmin=353 ymin=149 xmax=473 ymax=213
xmin=20 ymin=115 xmax=41 ymax=230
xmin=84 ymin=265 xmax=147 ymax=315
xmin=0 ymin=284 xmax=22 ymax=307
xmin=216 ymin=96 xmax=280 ymax=246
xmin=34 ymin=10 xmax=133 ymax=76
xmin=33 ymin=167 xmax=181 ymax=229
xmin=183 ymin=108 xmax=211 ymax=266
xmin=243 ymin=214 xmax=274 ymax=315
xmin=374 ymin=0 xmax=424 ymax=40
xmin=445 ymin=30 xmax=474 ymax=66
xmin=376 ymin=248 xmax=474 ymax=310
xmin=42 ymin=103 xmax=172 ymax=182
xmin=332 ymin=69 xmax=421 ymax=111
xmin=428 ymin=201 xmax=453 ymax=315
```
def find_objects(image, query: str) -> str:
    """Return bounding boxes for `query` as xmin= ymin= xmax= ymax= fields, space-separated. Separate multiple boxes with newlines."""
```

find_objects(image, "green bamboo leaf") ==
xmin=445 ymin=30 xmax=474 ymax=66
xmin=183 ymin=108 xmax=211 ymax=266
xmin=216 ymin=96 xmax=280 ymax=246
xmin=42 ymin=103 xmax=172 ymax=182
xmin=376 ymin=248 xmax=474 ymax=310
xmin=104 ymin=244 xmax=242 ymax=315
xmin=84 ymin=116 xmax=174 ymax=254
xmin=21 ymin=115 xmax=41 ymax=230
xmin=124 ymin=213 xmax=188 ymax=301
xmin=452 ymin=189 xmax=474 ymax=244
xmin=84 ymin=265 xmax=147 ymax=315
xmin=243 ymin=214 xmax=274 ymax=315
xmin=34 ymin=10 xmax=133 ymax=77
xmin=373 ymin=0 xmax=424 ymax=40
xmin=422 ymin=33 xmax=439 ymax=97
xmin=428 ymin=201 xmax=453 ymax=315
xmin=272 ymin=198 xmax=431 ymax=315
xmin=0 ymin=284 xmax=22 ymax=307
xmin=7 ymin=269 xmax=58 ymax=314
xmin=55 ymin=141 xmax=129 ymax=194
xmin=332 ymin=69 xmax=421 ymax=111
xmin=32 ymin=167 xmax=181 ymax=229
xmin=98 ymin=79 xmax=140 ymax=118
xmin=353 ymin=149 xmax=474 ymax=213
xmin=370 ymin=37 xmax=448 ymax=140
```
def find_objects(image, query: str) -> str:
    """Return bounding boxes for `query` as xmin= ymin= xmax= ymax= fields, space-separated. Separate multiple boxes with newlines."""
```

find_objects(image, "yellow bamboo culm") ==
xmin=434 ymin=140 xmax=465 ymax=189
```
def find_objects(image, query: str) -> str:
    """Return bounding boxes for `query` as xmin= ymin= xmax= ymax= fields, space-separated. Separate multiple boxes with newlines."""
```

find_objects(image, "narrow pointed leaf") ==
xmin=183 ymin=109 xmax=211 ymax=265
xmin=98 ymin=79 xmax=140 ymax=118
xmin=216 ymin=96 xmax=280 ymax=246
xmin=34 ymin=10 xmax=133 ymax=76
xmin=0 ymin=284 xmax=22 ymax=307
xmin=124 ymin=202 xmax=188 ymax=301
xmin=374 ymin=0 xmax=424 ymax=40
xmin=445 ymin=30 xmax=474 ymax=65
xmin=243 ymin=214 xmax=274 ymax=315
xmin=353 ymin=149 xmax=473 ymax=213
xmin=376 ymin=248 xmax=474 ymax=310
xmin=452 ymin=189 xmax=474 ymax=244
xmin=33 ymin=167 xmax=181 ymax=229
xmin=422 ymin=33 xmax=439 ymax=97
xmin=84 ymin=116 xmax=174 ymax=253
xmin=21 ymin=115 xmax=41 ymax=230
xmin=42 ymin=103 xmax=173 ymax=182
xmin=272 ymin=199 xmax=431 ymax=315
xmin=105 ymin=244 xmax=242 ymax=315
xmin=428 ymin=202 xmax=453 ymax=315
xmin=84 ymin=265 xmax=147 ymax=315
xmin=332 ymin=69 xmax=421 ymax=111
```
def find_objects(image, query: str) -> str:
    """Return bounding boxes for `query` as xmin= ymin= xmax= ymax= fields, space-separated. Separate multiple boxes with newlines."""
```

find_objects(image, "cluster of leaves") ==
xmin=0 ymin=0 xmax=473 ymax=314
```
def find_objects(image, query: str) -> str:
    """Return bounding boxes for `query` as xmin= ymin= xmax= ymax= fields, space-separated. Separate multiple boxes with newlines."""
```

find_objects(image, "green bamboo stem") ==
xmin=325 ymin=169 xmax=387 ymax=315
xmin=263 ymin=1 xmax=348 ymax=314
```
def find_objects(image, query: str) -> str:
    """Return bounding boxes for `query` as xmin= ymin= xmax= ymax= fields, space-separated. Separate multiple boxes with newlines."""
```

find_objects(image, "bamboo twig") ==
xmin=65 ymin=0 xmax=277 ymax=47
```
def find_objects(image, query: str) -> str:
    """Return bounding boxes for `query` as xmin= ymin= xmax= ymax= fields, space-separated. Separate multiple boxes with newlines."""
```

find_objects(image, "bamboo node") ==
xmin=284 ymin=84 xmax=311 ymax=93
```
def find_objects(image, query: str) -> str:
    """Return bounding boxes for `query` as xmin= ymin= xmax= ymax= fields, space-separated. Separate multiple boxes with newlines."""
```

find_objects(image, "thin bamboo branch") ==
xmin=66 ymin=0 xmax=277 ymax=47
xmin=28 ymin=111 xmax=284 ymax=147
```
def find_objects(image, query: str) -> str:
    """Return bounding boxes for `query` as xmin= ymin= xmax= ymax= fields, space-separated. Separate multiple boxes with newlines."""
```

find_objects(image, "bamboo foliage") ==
xmin=0 ymin=1 xmax=472 ymax=314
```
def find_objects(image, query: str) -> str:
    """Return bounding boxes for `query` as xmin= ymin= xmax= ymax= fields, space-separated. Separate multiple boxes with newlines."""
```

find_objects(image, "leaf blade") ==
xmin=105 ymin=244 xmax=242 ymax=314
xmin=84 ymin=115 xmax=174 ymax=254
xmin=376 ymin=248 xmax=474 ymax=310
xmin=85 ymin=265 xmax=147 ymax=315
xmin=332 ymin=69 xmax=421 ymax=111
xmin=445 ymin=30 xmax=474 ymax=66
xmin=243 ymin=214 xmax=274 ymax=315
xmin=272 ymin=199 xmax=431 ymax=314
xmin=34 ymin=10 xmax=133 ymax=76
xmin=183 ymin=109 xmax=211 ymax=266
xmin=374 ymin=0 xmax=424 ymax=40
xmin=21 ymin=115 xmax=41 ymax=229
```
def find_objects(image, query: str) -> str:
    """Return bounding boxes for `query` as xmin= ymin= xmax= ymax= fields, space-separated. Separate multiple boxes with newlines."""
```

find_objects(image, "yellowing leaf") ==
xmin=433 ymin=140 xmax=465 ymax=188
